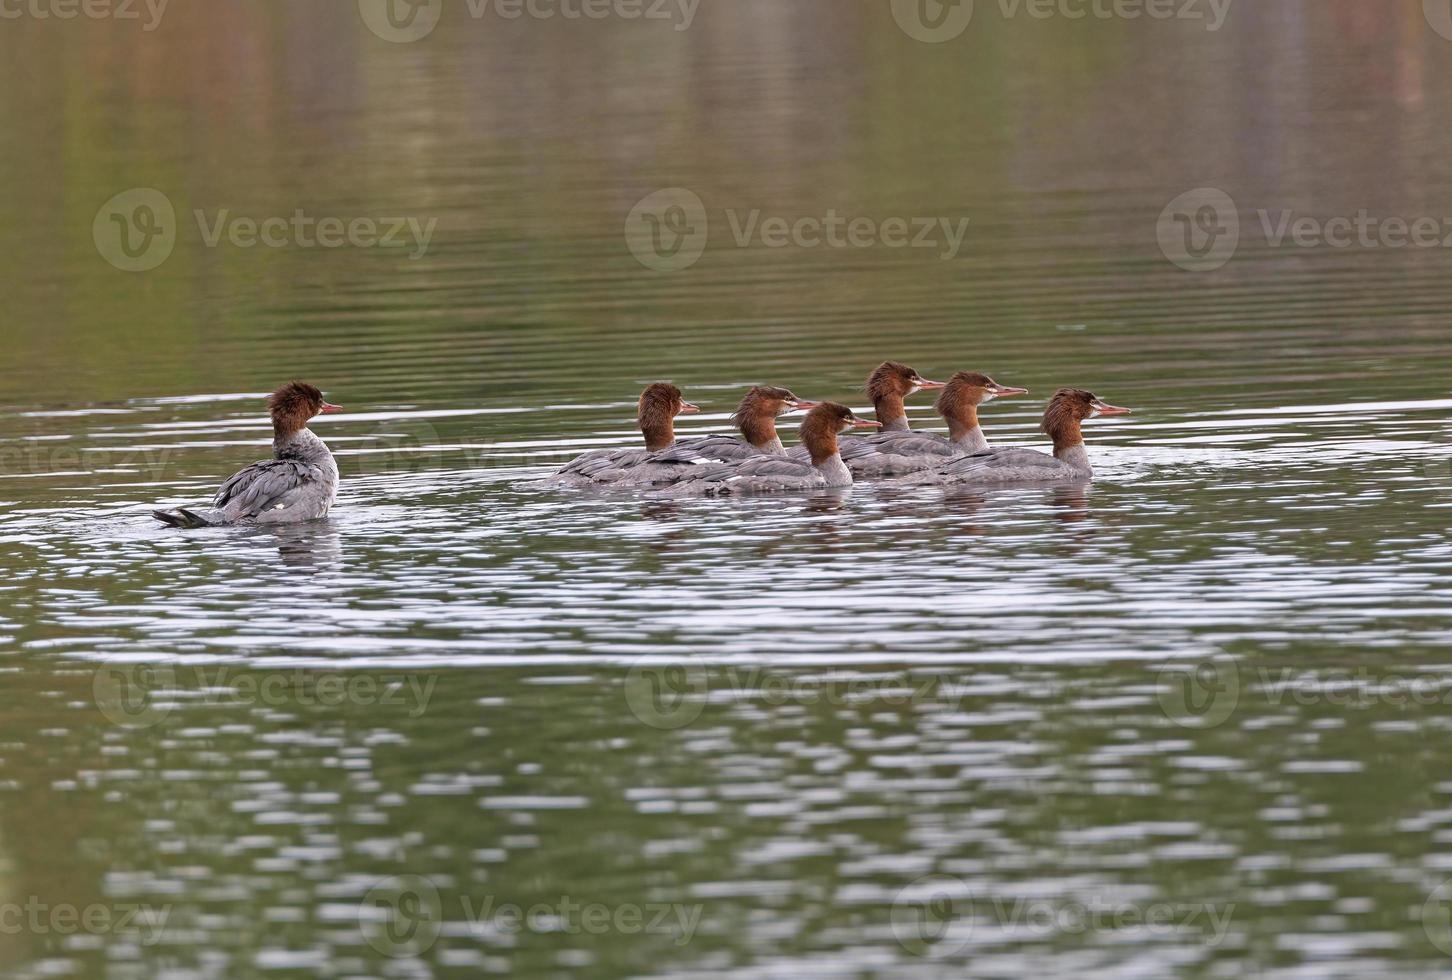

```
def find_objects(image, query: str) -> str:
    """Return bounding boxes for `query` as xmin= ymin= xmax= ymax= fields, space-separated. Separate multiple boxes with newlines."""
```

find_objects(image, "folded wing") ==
xmin=214 ymin=458 xmax=331 ymax=522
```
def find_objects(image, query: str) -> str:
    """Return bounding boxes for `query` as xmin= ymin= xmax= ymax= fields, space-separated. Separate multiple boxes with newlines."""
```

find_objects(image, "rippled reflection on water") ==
xmin=5 ymin=0 xmax=1452 ymax=976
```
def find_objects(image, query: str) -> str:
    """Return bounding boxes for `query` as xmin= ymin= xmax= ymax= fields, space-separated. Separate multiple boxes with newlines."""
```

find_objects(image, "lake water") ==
xmin=4 ymin=1 xmax=1452 ymax=976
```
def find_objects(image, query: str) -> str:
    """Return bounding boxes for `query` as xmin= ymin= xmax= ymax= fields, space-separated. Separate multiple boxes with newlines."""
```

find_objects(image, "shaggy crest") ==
xmin=732 ymin=386 xmax=801 ymax=447
xmin=1040 ymin=389 xmax=1098 ymax=432
xmin=935 ymin=372 xmax=996 ymax=416
xmin=638 ymin=383 xmax=692 ymax=452
xmin=269 ymin=382 xmax=327 ymax=439
xmin=1038 ymin=388 xmax=1101 ymax=451
xmin=800 ymin=402 xmax=866 ymax=464
xmin=638 ymin=383 xmax=685 ymax=424
xmin=865 ymin=362 xmax=919 ymax=404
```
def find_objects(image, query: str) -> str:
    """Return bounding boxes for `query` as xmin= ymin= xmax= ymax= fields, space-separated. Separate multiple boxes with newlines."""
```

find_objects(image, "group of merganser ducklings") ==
xmin=548 ymin=361 xmax=1130 ymax=495
xmin=150 ymin=365 xmax=1131 ymax=526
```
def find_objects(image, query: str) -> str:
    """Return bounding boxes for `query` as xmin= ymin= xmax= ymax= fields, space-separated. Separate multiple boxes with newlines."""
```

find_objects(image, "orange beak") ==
xmin=679 ymin=402 xmax=701 ymax=415
xmin=1095 ymin=402 xmax=1132 ymax=416
xmin=320 ymin=402 xmax=343 ymax=414
xmin=916 ymin=378 xmax=947 ymax=391
xmin=992 ymin=385 xmax=1029 ymax=398
xmin=850 ymin=417 xmax=883 ymax=429
xmin=789 ymin=400 xmax=821 ymax=413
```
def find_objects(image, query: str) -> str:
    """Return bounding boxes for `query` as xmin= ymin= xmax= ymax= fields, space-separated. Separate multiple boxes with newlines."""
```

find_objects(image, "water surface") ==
xmin=3 ymin=1 xmax=1452 ymax=976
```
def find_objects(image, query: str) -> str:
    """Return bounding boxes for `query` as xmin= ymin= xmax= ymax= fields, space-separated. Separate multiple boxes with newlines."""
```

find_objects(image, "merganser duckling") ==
xmin=664 ymin=402 xmax=881 ymax=494
xmin=862 ymin=360 xmax=946 ymax=430
xmin=842 ymin=371 xmax=1029 ymax=476
xmin=900 ymin=388 xmax=1130 ymax=485
xmin=152 ymin=382 xmax=342 ymax=528
xmin=652 ymin=386 xmax=818 ymax=465
xmin=550 ymin=383 xmax=818 ymax=487
xmin=549 ymin=383 xmax=700 ymax=486
xmin=930 ymin=372 xmax=1030 ymax=454
xmin=788 ymin=361 xmax=945 ymax=474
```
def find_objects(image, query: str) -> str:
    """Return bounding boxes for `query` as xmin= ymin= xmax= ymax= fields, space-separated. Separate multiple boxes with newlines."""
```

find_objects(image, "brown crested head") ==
xmin=934 ymin=371 xmax=991 ymax=415
xmin=732 ymin=386 xmax=809 ymax=423
xmin=936 ymin=371 xmax=1028 ymax=424
xmin=865 ymin=362 xmax=924 ymax=403
xmin=731 ymin=386 xmax=813 ymax=448
xmin=269 ymin=382 xmax=338 ymax=439
xmin=799 ymin=401 xmax=881 ymax=464
xmin=932 ymin=373 xmax=1028 ymax=443
xmin=638 ymin=383 xmax=698 ymax=452
xmin=864 ymin=362 xmax=945 ymax=428
xmin=1040 ymin=388 xmax=1131 ymax=449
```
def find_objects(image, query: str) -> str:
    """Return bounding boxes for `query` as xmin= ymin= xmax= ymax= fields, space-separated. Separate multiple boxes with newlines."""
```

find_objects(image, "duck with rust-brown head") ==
xmin=901 ymin=388 xmax=1131 ymax=486
xmin=152 ymin=382 xmax=343 ymax=528
xmin=550 ymin=383 xmax=826 ymax=487
xmin=863 ymin=361 xmax=945 ymax=431
xmin=548 ymin=383 xmax=700 ymax=486
xmin=663 ymin=402 xmax=882 ymax=495
xmin=650 ymin=385 xmax=820 ymax=466
xmin=790 ymin=367 xmax=1028 ymax=478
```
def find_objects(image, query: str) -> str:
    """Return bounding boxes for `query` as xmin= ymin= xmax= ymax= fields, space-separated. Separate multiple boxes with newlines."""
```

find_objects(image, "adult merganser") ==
xmin=900 ymin=388 xmax=1130 ymax=485
xmin=549 ymin=384 xmax=815 ymax=487
xmin=843 ymin=371 xmax=1029 ymax=476
xmin=152 ymin=382 xmax=342 ymax=528
xmin=663 ymin=402 xmax=881 ymax=494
